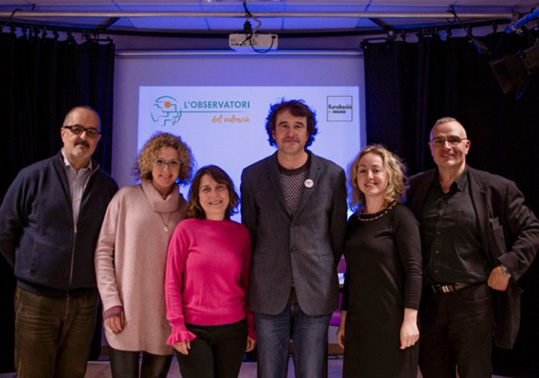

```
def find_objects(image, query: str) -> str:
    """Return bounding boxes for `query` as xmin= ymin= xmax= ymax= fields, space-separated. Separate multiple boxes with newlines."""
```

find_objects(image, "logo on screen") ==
xmin=327 ymin=96 xmax=353 ymax=122
xmin=151 ymin=96 xmax=182 ymax=126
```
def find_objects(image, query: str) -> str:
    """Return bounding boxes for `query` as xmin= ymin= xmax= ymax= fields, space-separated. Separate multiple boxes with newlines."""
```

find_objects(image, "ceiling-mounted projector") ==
xmin=229 ymin=33 xmax=278 ymax=52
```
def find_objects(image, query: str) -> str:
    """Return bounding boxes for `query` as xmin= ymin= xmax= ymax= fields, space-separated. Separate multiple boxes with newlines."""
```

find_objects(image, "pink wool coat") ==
xmin=95 ymin=180 xmax=186 ymax=355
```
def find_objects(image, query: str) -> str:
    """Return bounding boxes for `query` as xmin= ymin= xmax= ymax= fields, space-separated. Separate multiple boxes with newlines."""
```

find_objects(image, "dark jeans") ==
xmin=175 ymin=319 xmax=247 ymax=378
xmin=108 ymin=346 xmax=172 ymax=378
xmin=14 ymin=286 xmax=98 ymax=378
xmin=255 ymin=303 xmax=332 ymax=378
xmin=419 ymin=282 xmax=495 ymax=378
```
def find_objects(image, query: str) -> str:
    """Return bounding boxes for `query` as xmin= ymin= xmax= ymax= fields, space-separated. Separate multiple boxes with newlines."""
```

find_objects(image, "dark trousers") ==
xmin=176 ymin=319 xmax=247 ymax=378
xmin=108 ymin=346 xmax=172 ymax=378
xmin=419 ymin=282 xmax=495 ymax=378
xmin=14 ymin=286 xmax=98 ymax=378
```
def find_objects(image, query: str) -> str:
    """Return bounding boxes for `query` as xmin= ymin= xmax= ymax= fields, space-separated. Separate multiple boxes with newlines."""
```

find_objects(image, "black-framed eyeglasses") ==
xmin=431 ymin=136 xmax=467 ymax=146
xmin=63 ymin=125 xmax=100 ymax=138
xmin=153 ymin=159 xmax=182 ymax=169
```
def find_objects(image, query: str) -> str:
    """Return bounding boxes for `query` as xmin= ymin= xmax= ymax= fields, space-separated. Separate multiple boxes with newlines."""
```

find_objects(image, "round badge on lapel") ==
xmin=304 ymin=179 xmax=314 ymax=188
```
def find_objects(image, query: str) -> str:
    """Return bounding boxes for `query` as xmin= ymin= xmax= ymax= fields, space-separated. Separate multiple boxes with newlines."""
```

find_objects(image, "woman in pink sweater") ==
xmin=165 ymin=165 xmax=256 ymax=378
xmin=95 ymin=132 xmax=194 ymax=377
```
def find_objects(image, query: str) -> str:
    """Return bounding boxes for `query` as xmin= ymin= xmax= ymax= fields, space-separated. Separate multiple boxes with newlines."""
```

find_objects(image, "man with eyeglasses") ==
xmin=407 ymin=117 xmax=539 ymax=378
xmin=0 ymin=106 xmax=118 ymax=378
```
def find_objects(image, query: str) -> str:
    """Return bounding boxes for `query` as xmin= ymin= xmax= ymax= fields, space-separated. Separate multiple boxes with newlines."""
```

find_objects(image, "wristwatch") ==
xmin=500 ymin=264 xmax=512 ymax=277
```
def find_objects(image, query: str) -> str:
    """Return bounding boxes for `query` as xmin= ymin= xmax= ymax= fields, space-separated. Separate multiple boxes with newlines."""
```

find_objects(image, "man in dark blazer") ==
xmin=241 ymin=100 xmax=347 ymax=377
xmin=407 ymin=117 xmax=539 ymax=378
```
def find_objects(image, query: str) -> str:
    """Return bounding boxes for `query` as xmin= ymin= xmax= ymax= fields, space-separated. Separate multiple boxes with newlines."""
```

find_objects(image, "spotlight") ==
xmin=490 ymin=44 xmax=539 ymax=99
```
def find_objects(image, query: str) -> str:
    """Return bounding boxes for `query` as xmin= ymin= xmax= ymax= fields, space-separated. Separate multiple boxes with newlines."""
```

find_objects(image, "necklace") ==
xmin=357 ymin=204 xmax=395 ymax=222
xmin=158 ymin=212 xmax=172 ymax=232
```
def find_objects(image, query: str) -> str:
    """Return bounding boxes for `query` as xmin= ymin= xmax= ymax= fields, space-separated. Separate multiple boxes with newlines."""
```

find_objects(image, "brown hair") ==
xmin=265 ymin=99 xmax=318 ymax=147
xmin=186 ymin=165 xmax=239 ymax=220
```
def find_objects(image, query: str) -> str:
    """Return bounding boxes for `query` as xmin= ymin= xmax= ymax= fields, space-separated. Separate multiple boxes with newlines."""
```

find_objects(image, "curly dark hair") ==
xmin=186 ymin=165 xmax=239 ymax=220
xmin=133 ymin=131 xmax=194 ymax=185
xmin=265 ymin=99 xmax=318 ymax=147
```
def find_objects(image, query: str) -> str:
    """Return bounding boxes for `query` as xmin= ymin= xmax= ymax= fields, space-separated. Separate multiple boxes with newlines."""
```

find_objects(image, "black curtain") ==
xmin=0 ymin=29 xmax=115 ymax=372
xmin=364 ymin=30 xmax=539 ymax=376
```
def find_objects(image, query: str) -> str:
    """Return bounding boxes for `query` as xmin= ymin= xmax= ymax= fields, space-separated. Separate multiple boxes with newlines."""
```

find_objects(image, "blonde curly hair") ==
xmin=348 ymin=144 xmax=407 ymax=212
xmin=134 ymin=132 xmax=194 ymax=185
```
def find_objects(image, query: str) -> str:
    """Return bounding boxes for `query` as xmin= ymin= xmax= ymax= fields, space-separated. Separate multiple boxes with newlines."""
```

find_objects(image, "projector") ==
xmin=229 ymin=33 xmax=278 ymax=52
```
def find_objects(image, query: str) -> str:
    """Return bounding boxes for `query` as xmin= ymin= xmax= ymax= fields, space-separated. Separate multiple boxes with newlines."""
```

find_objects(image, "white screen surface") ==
xmin=113 ymin=51 xmax=365 ymax=219
xmin=138 ymin=86 xmax=359 ymax=196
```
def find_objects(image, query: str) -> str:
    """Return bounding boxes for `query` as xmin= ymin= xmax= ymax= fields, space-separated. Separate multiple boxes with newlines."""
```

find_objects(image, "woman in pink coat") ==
xmin=95 ymin=132 xmax=194 ymax=377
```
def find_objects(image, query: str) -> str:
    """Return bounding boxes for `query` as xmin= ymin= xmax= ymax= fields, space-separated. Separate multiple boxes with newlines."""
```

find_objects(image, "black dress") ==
xmin=342 ymin=204 xmax=422 ymax=378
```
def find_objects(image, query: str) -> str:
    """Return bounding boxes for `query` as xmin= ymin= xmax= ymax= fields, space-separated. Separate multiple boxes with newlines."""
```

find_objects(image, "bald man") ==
xmin=407 ymin=117 xmax=539 ymax=378
xmin=0 ymin=106 xmax=118 ymax=378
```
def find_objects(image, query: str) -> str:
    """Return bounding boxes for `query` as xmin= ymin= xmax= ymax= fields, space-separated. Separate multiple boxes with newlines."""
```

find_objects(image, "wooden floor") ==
xmin=0 ymin=324 xmax=347 ymax=378
xmin=84 ymin=357 xmax=345 ymax=378
xmin=0 ymin=359 xmax=516 ymax=378
xmin=0 ymin=359 xmax=345 ymax=378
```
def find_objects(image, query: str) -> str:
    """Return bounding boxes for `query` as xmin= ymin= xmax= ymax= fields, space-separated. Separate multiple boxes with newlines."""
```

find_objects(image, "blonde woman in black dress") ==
xmin=337 ymin=145 xmax=422 ymax=377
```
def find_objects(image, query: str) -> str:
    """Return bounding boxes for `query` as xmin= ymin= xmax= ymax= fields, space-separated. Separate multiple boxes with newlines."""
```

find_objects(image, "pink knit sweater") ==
xmin=95 ymin=180 xmax=186 ymax=355
xmin=165 ymin=218 xmax=255 ymax=345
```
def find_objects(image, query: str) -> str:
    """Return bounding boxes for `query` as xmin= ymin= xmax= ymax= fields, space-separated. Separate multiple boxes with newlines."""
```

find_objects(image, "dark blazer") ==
xmin=407 ymin=166 xmax=539 ymax=348
xmin=241 ymin=152 xmax=347 ymax=315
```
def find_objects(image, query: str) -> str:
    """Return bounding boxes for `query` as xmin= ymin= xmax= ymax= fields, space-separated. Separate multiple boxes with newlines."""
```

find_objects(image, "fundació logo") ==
xmin=327 ymin=96 xmax=353 ymax=122
xmin=151 ymin=96 xmax=182 ymax=127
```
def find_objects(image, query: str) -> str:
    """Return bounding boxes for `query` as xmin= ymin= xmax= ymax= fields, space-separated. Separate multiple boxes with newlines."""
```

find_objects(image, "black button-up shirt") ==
xmin=420 ymin=167 xmax=491 ymax=284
